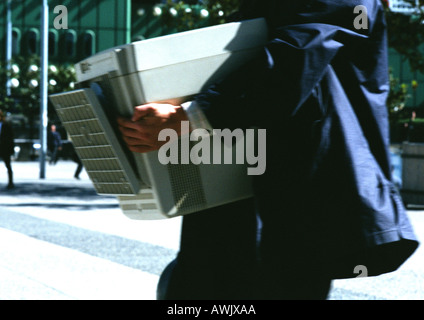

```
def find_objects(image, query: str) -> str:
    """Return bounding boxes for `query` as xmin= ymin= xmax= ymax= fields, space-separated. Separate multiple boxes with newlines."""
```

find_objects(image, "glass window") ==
xmin=12 ymin=28 xmax=21 ymax=55
xmin=64 ymin=29 xmax=76 ymax=58
xmin=82 ymin=31 xmax=96 ymax=58
xmin=27 ymin=29 xmax=39 ymax=55
xmin=49 ymin=30 xmax=58 ymax=57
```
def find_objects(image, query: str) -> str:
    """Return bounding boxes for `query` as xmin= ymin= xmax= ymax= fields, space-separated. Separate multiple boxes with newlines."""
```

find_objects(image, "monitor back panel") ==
xmin=50 ymin=19 xmax=267 ymax=219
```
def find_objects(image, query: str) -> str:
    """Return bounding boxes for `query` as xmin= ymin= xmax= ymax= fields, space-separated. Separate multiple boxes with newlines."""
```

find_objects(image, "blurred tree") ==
xmin=156 ymin=0 xmax=424 ymax=73
xmin=0 ymin=55 xmax=76 ymax=138
xmin=154 ymin=0 xmax=422 ymax=118
xmin=383 ymin=0 xmax=424 ymax=73
xmin=158 ymin=0 xmax=240 ymax=31
xmin=1 ymin=1 xmax=422 ymax=135
xmin=387 ymin=68 xmax=411 ymax=121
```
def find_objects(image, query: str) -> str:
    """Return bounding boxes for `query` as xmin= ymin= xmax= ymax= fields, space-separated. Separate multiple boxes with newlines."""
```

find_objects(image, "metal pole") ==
xmin=6 ymin=0 xmax=12 ymax=96
xmin=39 ymin=0 xmax=49 ymax=179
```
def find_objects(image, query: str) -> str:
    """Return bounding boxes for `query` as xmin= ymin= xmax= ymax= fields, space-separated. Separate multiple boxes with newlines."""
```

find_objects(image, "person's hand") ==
xmin=117 ymin=103 xmax=188 ymax=153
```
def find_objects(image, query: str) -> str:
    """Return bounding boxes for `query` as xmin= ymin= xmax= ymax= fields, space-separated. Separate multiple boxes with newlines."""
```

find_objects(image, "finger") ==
xmin=118 ymin=115 xmax=162 ymax=133
xmin=118 ymin=118 xmax=150 ymax=135
xmin=127 ymin=144 xmax=156 ymax=153
xmin=132 ymin=105 xmax=154 ymax=122
xmin=117 ymin=117 xmax=143 ymax=130
xmin=118 ymin=124 xmax=151 ymax=141
xmin=122 ymin=135 xmax=153 ymax=148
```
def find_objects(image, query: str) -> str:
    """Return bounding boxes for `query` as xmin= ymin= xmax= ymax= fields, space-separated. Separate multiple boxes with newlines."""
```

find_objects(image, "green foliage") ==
xmin=387 ymin=68 xmax=412 ymax=122
xmin=0 ymin=61 xmax=15 ymax=112
xmin=157 ymin=1 xmax=424 ymax=75
xmin=384 ymin=3 xmax=424 ymax=73
xmin=398 ymin=117 xmax=424 ymax=123
xmin=159 ymin=0 xmax=240 ymax=32
xmin=154 ymin=0 xmax=422 ymax=123
xmin=1 ymin=0 xmax=422 ymax=138
xmin=0 ymin=55 xmax=76 ymax=119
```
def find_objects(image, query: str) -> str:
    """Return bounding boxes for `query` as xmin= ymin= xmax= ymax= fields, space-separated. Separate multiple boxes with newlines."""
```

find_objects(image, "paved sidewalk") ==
xmin=1 ymin=159 xmax=93 ymax=190
xmin=0 ymin=160 xmax=423 ymax=300
xmin=0 ymin=227 xmax=159 ymax=300
xmin=0 ymin=161 xmax=182 ymax=249
xmin=0 ymin=160 xmax=182 ymax=300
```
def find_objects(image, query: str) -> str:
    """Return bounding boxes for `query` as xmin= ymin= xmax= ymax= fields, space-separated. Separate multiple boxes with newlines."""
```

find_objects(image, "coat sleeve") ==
xmin=193 ymin=0 xmax=381 ymax=130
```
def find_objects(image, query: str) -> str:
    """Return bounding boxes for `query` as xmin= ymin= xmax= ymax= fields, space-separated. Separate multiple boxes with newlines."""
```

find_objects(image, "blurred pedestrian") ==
xmin=48 ymin=124 xmax=62 ymax=165
xmin=0 ymin=109 xmax=15 ymax=189
xmin=405 ymin=110 xmax=417 ymax=142
xmin=71 ymin=145 xmax=83 ymax=180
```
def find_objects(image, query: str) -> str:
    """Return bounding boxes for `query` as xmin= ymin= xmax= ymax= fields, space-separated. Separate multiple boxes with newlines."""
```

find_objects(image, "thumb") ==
xmin=132 ymin=105 xmax=153 ymax=122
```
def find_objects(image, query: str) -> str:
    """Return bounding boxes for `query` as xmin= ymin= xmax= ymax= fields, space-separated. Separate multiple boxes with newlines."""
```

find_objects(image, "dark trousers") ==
xmin=157 ymin=199 xmax=332 ymax=300
xmin=0 ymin=154 xmax=13 ymax=187
xmin=257 ymin=247 xmax=332 ymax=300
xmin=74 ymin=161 xmax=83 ymax=178
xmin=49 ymin=147 xmax=59 ymax=164
xmin=158 ymin=199 xmax=258 ymax=300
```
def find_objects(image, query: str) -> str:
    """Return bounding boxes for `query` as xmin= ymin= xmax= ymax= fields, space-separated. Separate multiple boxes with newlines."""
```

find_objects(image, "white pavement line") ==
xmin=5 ymin=207 xmax=182 ymax=251
xmin=9 ymin=160 xmax=90 ymax=182
xmin=0 ymin=228 xmax=159 ymax=300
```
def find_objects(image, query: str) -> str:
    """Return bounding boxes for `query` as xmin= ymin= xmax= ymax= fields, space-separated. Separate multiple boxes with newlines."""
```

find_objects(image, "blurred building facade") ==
xmin=1 ymin=0 xmax=423 ymax=125
xmin=1 ymin=0 xmax=423 ymax=105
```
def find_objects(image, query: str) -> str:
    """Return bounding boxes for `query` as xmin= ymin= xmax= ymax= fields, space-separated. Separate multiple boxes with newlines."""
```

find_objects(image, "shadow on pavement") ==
xmin=0 ymin=182 xmax=119 ymax=210
xmin=1 ymin=202 xmax=119 ymax=210
xmin=2 ymin=182 xmax=100 ymax=198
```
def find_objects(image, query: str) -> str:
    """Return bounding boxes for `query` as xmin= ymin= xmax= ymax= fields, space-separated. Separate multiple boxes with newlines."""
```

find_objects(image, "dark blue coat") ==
xmin=195 ymin=0 xmax=419 ymax=278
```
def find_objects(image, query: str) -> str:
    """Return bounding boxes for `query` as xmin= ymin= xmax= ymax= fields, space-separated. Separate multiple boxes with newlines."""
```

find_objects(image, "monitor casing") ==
xmin=49 ymin=18 xmax=268 ymax=219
